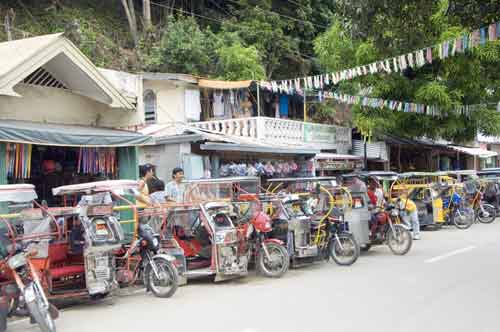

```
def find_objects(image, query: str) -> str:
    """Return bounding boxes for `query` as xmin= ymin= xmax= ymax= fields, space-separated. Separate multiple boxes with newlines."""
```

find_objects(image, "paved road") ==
xmin=10 ymin=221 xmax=500 ymax=332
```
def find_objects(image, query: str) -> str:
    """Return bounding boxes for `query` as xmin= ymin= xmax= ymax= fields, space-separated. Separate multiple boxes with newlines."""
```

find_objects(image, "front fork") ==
xmin=258 ymin=234 xmax=273 ymax=262
xmin=143 ymin=250 xmax=162 ymax=280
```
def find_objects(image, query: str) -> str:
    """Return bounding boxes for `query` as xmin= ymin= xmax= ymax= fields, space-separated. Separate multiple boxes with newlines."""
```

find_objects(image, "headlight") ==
xmin=152 ymin=237 xmax=159 ymax=248
xmin=391 ymin=209 xmax=399 ymax=217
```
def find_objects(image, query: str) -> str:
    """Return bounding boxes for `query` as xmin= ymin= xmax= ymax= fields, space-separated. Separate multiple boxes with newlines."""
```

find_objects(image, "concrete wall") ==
xmin=142 ymin=80 xmax=187 ymax=127
xmin=0 ymin=84 xmax=142 ymax=127
xmin=138 ymin=143 xmax=191 ymax=181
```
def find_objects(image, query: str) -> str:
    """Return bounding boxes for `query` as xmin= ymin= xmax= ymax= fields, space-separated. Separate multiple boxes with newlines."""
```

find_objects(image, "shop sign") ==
xmin=317 ymin=159 xmax=363 ymax=171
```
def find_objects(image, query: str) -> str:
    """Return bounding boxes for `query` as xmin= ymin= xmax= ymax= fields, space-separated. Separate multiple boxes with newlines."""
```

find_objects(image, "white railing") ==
xmin=193 ymin=116 xmax=350 ymax=150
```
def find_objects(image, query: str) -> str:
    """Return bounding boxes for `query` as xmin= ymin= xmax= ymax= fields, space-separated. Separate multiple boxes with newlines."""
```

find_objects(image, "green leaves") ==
xmin=216 ymin=43 xmax=266 ymax=80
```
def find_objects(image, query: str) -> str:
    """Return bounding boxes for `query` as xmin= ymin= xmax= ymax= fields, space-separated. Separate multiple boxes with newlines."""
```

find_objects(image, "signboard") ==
xmin=316 ymin=159 xmax=363 ymax=171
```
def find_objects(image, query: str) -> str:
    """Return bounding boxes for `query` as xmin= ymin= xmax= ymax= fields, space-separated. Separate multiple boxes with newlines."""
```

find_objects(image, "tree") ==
xmin=314 ymin=1 xmax=500 ymax=143
xmin=145 ymin=16 xmax=216 ymax=75
xmin=120 ymin=0 xmax=138 ymax=46
xmin=216 ymin=42 xmax=266 ymax=80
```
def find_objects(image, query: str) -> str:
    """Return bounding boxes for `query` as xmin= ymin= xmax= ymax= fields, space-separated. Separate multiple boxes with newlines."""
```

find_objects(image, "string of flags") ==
xmin=260 ymin=21 xmax=500 ymax=95
xmin=325 ymin=92 xmax=490 ymax=118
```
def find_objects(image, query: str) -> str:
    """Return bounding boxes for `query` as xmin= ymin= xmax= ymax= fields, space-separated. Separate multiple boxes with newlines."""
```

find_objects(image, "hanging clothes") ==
xmin=185 ymin=89 xmax=201 ymax=121
xmin=213 ymin=91 xmax=225 ymax=118
xmin=279 ymin=95 xmax=289 ymax=118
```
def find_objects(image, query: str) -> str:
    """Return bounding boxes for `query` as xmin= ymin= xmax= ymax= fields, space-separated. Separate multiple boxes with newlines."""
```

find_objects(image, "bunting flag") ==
xmin=326 ymin=93 xmax=492 ymax=118
xmin=262 ymin=21 xmax=500 ymax=95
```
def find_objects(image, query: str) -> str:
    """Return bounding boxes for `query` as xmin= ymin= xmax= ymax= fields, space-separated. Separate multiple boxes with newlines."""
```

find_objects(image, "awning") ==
xmin=198 ymin=79 xmax=253 ymax=89
xmin=314 ymin=153 xmax=361 ymax=160
xmin=0 ymin=120 xmax=152 ymax=147
xmin=449 ymin=145 xmax=498 ymax=158
xmin=200 ymin=142 xmax=319 ymax=155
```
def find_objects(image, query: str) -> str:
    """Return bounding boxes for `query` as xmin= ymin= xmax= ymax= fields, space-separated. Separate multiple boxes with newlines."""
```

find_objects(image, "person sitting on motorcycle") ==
xmin=397 ymin=191 xmax=421 ymax=240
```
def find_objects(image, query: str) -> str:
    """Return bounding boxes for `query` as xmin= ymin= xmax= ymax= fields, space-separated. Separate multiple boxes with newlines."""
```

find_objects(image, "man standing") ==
xmin=165 ymin=167 xmax=185 ymax=203
xmin=397 ymin=191 xmax=421 ymax=240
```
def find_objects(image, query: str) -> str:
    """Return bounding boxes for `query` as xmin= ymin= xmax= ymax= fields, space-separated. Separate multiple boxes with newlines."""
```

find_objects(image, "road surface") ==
xmin=10 ymin=221 xmax=500 ymax=332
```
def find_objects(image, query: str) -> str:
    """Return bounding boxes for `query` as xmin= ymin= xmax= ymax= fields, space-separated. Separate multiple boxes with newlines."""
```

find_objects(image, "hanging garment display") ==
xmin=77 ymin=147 xmax=117 ymax=176
xmin=279 ymin=95 xmax=289 ymax=118
xmin=213 ymin=91 xmax=225 ymax=118
xmin=185 ymin=89 xmax=202 ymax=121
xmin=6 ymin=143 xmax=32 ymax=179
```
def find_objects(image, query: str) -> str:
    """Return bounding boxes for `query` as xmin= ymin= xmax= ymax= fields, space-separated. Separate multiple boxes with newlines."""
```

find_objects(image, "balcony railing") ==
xmin=192 ymin=116 xmax=351 ymax=152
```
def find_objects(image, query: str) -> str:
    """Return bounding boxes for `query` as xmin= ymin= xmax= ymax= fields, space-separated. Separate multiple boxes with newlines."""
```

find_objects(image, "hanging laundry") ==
xmin=392 ymin=58 xmax=399 ymax=72
xmin=407 ymin=53 xmax=414 ymax=67
xmin=450 ymin=39 xmax=457 ymax=56
xmin=425 ymin=48 xmax=433 ymax=63
xmin=480 ymin=27 xmax=487 ymax=45
xmin=324 ymin=73 xmax=330 ymax=85
xmin=307 ymin=76 xmax=313 ymax=90
xmin=213 ymin=91 xmax=225 ymax=118
xmin=489 ymin=23 xmax=497 ymax=41
xmin=471 ymin=30 xmax=480 ymax=47
xmin=456 ymin=37 xmax=463 ymax=53
xmin=279 ymin=95 xmax=289 ymax=118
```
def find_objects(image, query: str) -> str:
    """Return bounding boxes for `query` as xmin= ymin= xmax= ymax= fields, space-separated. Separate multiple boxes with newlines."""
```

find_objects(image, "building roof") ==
xmin=0 ymin=33 xmax=134 ymax=110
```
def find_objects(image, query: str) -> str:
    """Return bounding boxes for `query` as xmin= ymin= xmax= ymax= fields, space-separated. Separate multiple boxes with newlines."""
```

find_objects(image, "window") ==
xmin=143 ymin=90 xmax=157 ymax=124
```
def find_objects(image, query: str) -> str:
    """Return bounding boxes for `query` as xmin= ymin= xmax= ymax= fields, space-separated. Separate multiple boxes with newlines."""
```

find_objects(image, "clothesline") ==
xmin=260 ymin=21 xmax=500 ymax=95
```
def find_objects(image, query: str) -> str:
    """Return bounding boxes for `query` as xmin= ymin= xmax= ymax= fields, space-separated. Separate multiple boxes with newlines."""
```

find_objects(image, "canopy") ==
xmin=448 ymin=145 xmax=498 ymax=158
xmin=52 ymin=180 xmax=138 ymax=196
xmin=314 ymin=153 xmax=361 ymax=160
xmin=0 ymin=120 xmax=152 ymax=147
xmin=0 ymin=184 xmax=37 ymax=203
xmin=198 ymin=79 xmax=253 ymax=89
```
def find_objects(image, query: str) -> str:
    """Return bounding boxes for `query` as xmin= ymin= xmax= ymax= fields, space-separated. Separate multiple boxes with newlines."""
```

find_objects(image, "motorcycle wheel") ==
xmin=476 ymin=204 xmax=496 ymax=224
xmin=145 ymin=257 xmax=179 ymax=298
xmin=360 ymin=244 xmax=371 ymax=252
xmin=452 ymin=208 xmax=474 ymax=229
xmin=258 ymin=242 xmax=289 ymax=278
xmin=329 ymin=233 xmax=359 ymax=266
xmin=25 ymin=284 xmax=56 ymax=332
xmin=386 ymin=224 xmax=412 ymax=255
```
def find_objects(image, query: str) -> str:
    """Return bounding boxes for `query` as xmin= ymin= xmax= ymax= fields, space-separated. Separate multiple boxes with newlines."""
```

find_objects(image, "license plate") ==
xmin=95 ymin=267 xmax=110 ymax=280
xmin=95 ymin=257 xmax=108 ymax=269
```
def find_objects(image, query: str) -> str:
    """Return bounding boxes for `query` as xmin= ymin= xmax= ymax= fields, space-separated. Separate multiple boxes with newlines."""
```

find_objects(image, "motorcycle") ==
xmin=438 ymin=185 xmax=475 ymax=230
xmin=270 ymin=194 xmax=359 ymax=267
xmin=3 ymin=245 xmax=58 ymax=332
xmin=234 ymin=202 xmax=289 ymax=278
xmin=116 ymin=222 xmax=178 ymax=298
xmin=368 ymin=204 xmax=413 ymax=255
xmin=464 ymin=181 xmax=496 ymax=224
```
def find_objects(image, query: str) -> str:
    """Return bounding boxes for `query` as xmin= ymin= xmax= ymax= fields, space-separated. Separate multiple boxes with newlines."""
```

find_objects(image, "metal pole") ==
xmin=364 ymin=140 xmax=368 ymax=171
xmin=256 ymin=81 xmax=261 ymax=117
xmin=303 ymin=90 xmax=307 ymax=122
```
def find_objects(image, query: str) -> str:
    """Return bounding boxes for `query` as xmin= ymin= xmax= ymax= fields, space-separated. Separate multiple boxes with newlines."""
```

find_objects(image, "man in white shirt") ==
xmin=165 ymin=167 xmax=185 ymax=203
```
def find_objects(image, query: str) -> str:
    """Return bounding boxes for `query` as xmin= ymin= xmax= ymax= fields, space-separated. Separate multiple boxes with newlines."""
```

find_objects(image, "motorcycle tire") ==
xmin=386 ymin=224 xmax=412 ymax=255
xmin=360 ymin=244 xmax=371 ymax=252
xmin=258 ymin=242 xmax=290 ymax=278
xmin=145 ymin=257 xmax=179 ymax=298
xmin=476 ymin=204 xmax=496 ymax=224
xmin=452 ymin=208 xmax=474 ymax=230
xmin=25 ymin=285 xmax=56 ymax=332
xmin=329 ymin=233 xmax=359 ymax=266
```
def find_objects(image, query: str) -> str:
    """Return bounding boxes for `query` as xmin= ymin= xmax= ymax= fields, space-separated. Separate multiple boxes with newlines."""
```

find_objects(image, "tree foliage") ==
xmin=314 ymin=0 xmax=500 ymax=142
